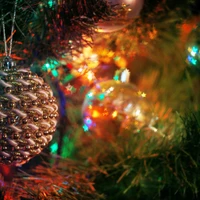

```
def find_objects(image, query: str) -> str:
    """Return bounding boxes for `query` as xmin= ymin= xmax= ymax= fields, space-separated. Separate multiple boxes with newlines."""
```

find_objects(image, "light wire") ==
xmin=9 ymin=0 xmax=18 ymax=56
xmin=1 ymin=0 xmax=18 ymax=57
xmin=1 ymin=10 xmax=8 ymax=57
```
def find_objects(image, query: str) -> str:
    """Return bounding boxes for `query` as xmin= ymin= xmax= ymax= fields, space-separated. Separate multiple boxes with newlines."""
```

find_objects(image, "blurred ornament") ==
xmin=110 ymin=0 xmax=144 ymax=19
xmin=186 ymin=24 xmax=200 ymax=69
xmin=82 ymin=80 xmax=182 ymax=157
xmin=0 ymin=57 xmax=58 ymax=166
xmin=82 ymin=80 xmax=154 ymax=141
xmin=96 ymin=0 xmax=144 ymax=33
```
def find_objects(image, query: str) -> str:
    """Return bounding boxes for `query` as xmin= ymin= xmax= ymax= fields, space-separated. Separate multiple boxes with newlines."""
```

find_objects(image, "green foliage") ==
xmin=86 ymin=111 xmax=200 ymax=200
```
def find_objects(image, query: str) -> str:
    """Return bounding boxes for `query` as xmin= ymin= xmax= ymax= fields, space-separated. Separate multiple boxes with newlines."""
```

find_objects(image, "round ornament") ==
xmin=82 ymin=80 xmax=183 ymax=157
xmin=96 ymin=0 xmax=144 ymax=33
xmin=82 ymin=80 xmax=154 ymax=141
xmin=186 ymin=24 xmax=200 ymax=69
xmin=109 ymin=0 xmax=144 ymax=19
xmin=0 ymin=57 xmax=58 ymax=166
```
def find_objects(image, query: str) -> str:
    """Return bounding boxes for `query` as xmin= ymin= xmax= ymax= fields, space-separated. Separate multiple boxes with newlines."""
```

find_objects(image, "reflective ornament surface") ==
xmin=109 ymin=0 xmax=144 ymax=19
xmin=82 ymin=80 xmax=183 ymax=157
xmin=82 ymin=80 xmax=153 ymax=141
xmin=0 ymin=57 xmax=58 ymax=166
xmin=96 ymin=0 xmax=144 ymax=33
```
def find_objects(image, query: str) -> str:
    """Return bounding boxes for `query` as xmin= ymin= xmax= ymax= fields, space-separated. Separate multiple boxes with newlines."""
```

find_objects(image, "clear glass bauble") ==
xmin=82 ymin=80 xmax=153 ymax=140
xmin=96 ymin=0 xmax=144 ymax=33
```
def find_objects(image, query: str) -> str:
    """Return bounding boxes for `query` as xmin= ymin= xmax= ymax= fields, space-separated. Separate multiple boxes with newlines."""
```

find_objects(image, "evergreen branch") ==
xmin=5 ymin=159 xmax=104 ymax=200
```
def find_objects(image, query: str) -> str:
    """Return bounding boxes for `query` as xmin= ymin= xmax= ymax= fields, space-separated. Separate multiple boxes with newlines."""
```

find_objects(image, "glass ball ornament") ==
xmin=82 ymin=80 xmax=183 ymax=157
xmin=186 ymin=24 xmax=200 ymax=69
xmin=96 ymin=0 xmax=144 ymax=33
xmin=0 ymin=57 xmax=58 ymax=166
xmin=110 ymin=0 xmax=144 ymax=19
xmin=82 ymin=80 xmax=154 ymax=141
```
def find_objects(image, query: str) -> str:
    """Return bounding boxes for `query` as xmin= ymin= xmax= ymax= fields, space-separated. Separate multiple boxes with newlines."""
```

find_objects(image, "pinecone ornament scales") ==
xmin=0 ymin=57 xmax=58 ymax=166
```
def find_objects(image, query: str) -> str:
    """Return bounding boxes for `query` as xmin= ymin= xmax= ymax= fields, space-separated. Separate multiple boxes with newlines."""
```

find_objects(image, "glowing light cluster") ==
xmin=187 ymin=46 xmax=199 ymax=66
xmin=42 ymin=58 xmax=60 ymax=77
xmin=71 ymin=46 xmax=99 ymax=70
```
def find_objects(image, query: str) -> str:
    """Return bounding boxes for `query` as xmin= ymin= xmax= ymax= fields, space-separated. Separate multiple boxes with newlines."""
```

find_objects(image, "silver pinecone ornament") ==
xmin=0 ymin=57 xmax=58 ymax=166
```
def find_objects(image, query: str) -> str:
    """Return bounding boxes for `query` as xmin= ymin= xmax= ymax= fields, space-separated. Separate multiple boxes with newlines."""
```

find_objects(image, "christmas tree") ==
xmin=0 ymin=0 xmax=200 ymax=199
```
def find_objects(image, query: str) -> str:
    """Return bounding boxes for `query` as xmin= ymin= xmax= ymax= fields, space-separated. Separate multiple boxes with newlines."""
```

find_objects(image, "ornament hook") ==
xmin=1 ymin=0 xmax=18 ymax=69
